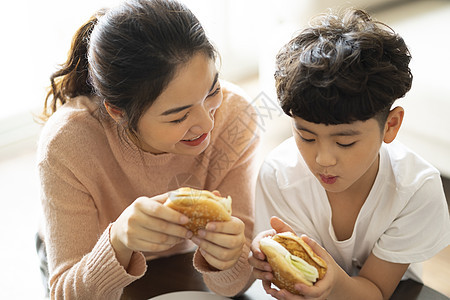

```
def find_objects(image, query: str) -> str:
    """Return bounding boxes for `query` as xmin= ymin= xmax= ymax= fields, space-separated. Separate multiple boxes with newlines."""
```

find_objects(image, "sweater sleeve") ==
xmin=39 ymin=157 xmax=147 ymax=299
xmin=193 ymin=84 xmax=260 ymax=297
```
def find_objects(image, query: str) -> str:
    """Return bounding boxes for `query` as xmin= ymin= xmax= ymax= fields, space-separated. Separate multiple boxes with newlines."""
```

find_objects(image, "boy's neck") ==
xmin=327 ymin=154 xmax=380 ymax=241
xmin=327 ymin=153 xmax=380 ymax=203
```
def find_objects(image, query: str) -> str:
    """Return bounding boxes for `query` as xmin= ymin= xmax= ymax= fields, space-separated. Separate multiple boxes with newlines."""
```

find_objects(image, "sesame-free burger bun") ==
xmin=259 ymin=232 xmax=327 ymax=293
xmin=164 ymin=187 xmax=232 ymax=234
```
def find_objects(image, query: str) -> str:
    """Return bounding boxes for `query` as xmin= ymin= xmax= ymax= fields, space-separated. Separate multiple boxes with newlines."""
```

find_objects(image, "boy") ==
xmin=249 ymin=9 xmax=450 ymax=300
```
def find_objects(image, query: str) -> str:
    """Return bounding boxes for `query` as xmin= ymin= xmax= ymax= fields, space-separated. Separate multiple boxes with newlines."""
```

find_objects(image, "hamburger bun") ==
xmin=259 ymin=232 xmax=327 ymax=293
xmin=165 ymin=187 xmax=232 ymax=234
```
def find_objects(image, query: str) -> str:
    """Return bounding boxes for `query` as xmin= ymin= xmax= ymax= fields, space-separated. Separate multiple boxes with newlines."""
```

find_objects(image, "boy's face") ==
xmin=292 ymin=117 xmax=384 ymax=195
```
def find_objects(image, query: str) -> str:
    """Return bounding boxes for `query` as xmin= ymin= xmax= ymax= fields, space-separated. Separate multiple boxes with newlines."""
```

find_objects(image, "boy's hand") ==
xmin=249 ymin=216 xmax=297 ymax=291
xmin=250 ymin=217 xmax=339 ymax=299
xmin=249 ymin=228 xmax=276 ymax=282
xmin=263 ymin=235 xmax=338 ymax=300
xmin=269 ymin=216 xmax=295 ymax=234
xmin=251 ymin=216 xmax=295 ymax=262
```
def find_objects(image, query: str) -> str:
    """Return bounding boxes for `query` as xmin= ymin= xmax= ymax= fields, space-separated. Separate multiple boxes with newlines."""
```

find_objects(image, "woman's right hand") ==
xmin=110 ymin=193 xmax=193 ymax=269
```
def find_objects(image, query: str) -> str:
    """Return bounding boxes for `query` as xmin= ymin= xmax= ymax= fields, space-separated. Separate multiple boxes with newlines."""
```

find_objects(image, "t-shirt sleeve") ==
xmin=254 ymin=161 xmax=321 ymax=242
xmin=255 ymin=161 xmax=285 ymax=235
xmin=373 ymin=173 xmax=450 ymax=263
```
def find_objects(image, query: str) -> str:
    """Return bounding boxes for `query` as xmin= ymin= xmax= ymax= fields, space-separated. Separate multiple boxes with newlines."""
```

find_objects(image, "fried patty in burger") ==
xmin=260 ymin=232 xmax=327 ymax=294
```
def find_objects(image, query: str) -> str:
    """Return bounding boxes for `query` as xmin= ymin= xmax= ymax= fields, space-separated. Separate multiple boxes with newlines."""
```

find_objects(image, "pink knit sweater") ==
xmin=37 ymin=82 xmax=259 ymax=299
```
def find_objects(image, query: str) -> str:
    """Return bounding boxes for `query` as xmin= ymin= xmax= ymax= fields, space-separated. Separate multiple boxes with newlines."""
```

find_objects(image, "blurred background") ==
xmin=0 ymin=0 xmax=449 ymax=298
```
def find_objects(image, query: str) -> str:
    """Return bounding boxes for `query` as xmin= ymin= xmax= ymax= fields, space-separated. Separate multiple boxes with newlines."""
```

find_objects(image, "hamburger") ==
xmin=259 ymin=232 xmax=327 ymax=293
xmin=165 ymin=187 xmax=232 ymax=234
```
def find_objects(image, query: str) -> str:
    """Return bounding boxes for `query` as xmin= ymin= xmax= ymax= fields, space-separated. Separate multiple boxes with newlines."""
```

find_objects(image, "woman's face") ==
xmin=135 ymin=53 xmax=222 ymax=155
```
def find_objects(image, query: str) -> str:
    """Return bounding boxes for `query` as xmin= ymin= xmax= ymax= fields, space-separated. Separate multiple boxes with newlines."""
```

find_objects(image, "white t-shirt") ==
xmin=255 ymin=137 xmax=450 ymax=281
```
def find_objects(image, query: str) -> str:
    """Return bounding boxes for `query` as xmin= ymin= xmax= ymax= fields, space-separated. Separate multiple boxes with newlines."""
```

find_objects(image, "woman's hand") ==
xmin=110 ymin=193 xmax=193 ymax=269
xmin=191 ymin=216 xmax=246 ymax=271
xmin=189 ymin=190 xmax=246 ymax=271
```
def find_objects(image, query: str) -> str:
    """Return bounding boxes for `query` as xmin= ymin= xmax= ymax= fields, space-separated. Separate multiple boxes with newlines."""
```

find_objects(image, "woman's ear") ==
xmin=383 ymin=106 xmax=404 ymax=144
xmin=104 ymin=102 xmax=124 ymax=123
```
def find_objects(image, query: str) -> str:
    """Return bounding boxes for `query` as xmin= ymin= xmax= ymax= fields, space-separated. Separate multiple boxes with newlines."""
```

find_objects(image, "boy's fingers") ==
xmin=262 ymin=280 xmax=278 ymax=297
xmin=211 ymin=190 xmax=221 ymax=197
xmin=251 ymin=229 xmax=276 ymax=260
xmin=248 ymin=254 xmax=272 ymax=272
xmin=301 ymin=235 xmax=327 ymax=257
xmin=270 ymin=216 xmax=295 ymax=234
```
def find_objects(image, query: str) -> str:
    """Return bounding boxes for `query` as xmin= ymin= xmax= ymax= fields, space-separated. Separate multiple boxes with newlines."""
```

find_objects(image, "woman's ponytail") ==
xmin=41 ymin=0 xmax=217 ymax=131
xmin=41 ymin=10 xmax=105 ymax=121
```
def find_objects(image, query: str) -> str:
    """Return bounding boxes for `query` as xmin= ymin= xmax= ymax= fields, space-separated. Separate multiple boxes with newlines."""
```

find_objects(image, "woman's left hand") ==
xmin=191 ymin=216 xmax=246 ymax=271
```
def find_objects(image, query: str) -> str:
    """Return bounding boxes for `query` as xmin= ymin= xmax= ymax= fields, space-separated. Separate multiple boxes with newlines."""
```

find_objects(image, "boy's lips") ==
xmin=180 ymin=133 xmax=208 ymax=147
xmin=320 ymin=174 xmax=338 ymax=184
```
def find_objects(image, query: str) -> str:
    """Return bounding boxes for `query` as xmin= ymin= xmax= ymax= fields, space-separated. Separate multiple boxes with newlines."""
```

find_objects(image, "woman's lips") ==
xmin=180 ymin=133 xmax=208 ymax=147
xmin=320 ymin=174 xmax=338 ymax=184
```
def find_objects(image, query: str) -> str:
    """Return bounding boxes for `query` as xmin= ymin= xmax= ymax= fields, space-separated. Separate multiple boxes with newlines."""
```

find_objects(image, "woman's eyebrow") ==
xmin=208 ymin=72 xmax=219 ymax=93
xmin=160 ymin=72 xmax=219 ymax=116
xmin=160 ymin=104 xmax=192 ymax=116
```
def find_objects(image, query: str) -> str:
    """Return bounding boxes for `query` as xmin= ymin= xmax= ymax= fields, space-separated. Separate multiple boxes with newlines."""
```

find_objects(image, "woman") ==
xmin=37 ymin=0 xmax=259 ymax=298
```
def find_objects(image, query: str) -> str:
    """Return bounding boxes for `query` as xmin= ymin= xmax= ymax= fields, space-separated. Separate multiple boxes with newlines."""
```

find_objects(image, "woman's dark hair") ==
xmin=42 ymin=0 xmax=217 ymax=134
xmin=274 ymin=9 xmax=413 ymax=127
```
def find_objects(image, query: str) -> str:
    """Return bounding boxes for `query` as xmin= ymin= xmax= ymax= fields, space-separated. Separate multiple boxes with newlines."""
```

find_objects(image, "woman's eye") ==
xmin=171 ymin=112 xmax=189 ymax=124
xmin=207 ymin=86 xmax=221 ymax=97
xmin=337 ymin=142 xmax=356 ymax=148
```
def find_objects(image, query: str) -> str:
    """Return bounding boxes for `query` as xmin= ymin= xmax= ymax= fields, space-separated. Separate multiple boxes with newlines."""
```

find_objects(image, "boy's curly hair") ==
xmin=275 ymin=9 xmax=413 ymax=126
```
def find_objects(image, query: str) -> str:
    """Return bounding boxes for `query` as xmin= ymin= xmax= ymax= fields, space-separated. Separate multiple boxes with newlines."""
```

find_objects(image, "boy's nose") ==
xmin=316 ymin=148 xmax=336 ymax=167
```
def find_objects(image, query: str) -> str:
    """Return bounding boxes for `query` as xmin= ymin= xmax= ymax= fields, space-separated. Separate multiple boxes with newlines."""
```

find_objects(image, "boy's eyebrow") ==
xmin=294 ymin=124 xmax=361 ymax=136
xmin=294 ymin=124 xmax=316 ymax=135
xmin=160 ymin=72 xmax=219 ymax=116
xmin=330 ymin=129 xmax=362 ymax=137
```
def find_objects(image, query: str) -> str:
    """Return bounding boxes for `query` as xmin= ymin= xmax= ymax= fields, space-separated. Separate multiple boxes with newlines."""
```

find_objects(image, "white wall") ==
xmin=0 ymin=0 xmax=261 ymax=157
xmin=256 ymin=0 xmax=450 ymax=177
xmin=378 ymin=3 xmax=450 ymax=177
xmin=2 ymin=0 xmax=449 ymax=177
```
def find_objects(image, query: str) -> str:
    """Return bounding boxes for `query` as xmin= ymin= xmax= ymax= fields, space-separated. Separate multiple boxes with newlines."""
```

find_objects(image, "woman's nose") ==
xmin=195 ymin=95 xmax=222 ymax=133
xmin=192 ymin=105 xmax=215 ymax=134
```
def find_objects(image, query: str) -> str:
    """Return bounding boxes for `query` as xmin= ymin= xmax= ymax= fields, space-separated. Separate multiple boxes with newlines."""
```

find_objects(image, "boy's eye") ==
xmin=300 ymin=136 xmax=315 ymax=143
xmin=171 ymin=112 xmax=189 ymax=124
xmin=337 ymin=142 xmax=356 ymax=147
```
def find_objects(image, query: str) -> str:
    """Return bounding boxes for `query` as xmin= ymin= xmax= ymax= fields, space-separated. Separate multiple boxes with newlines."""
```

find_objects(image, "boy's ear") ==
xmin=104 ymin=102 xmax=124 ymax=123
xmin=383 ymin=106 xmax=404 ymax=144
